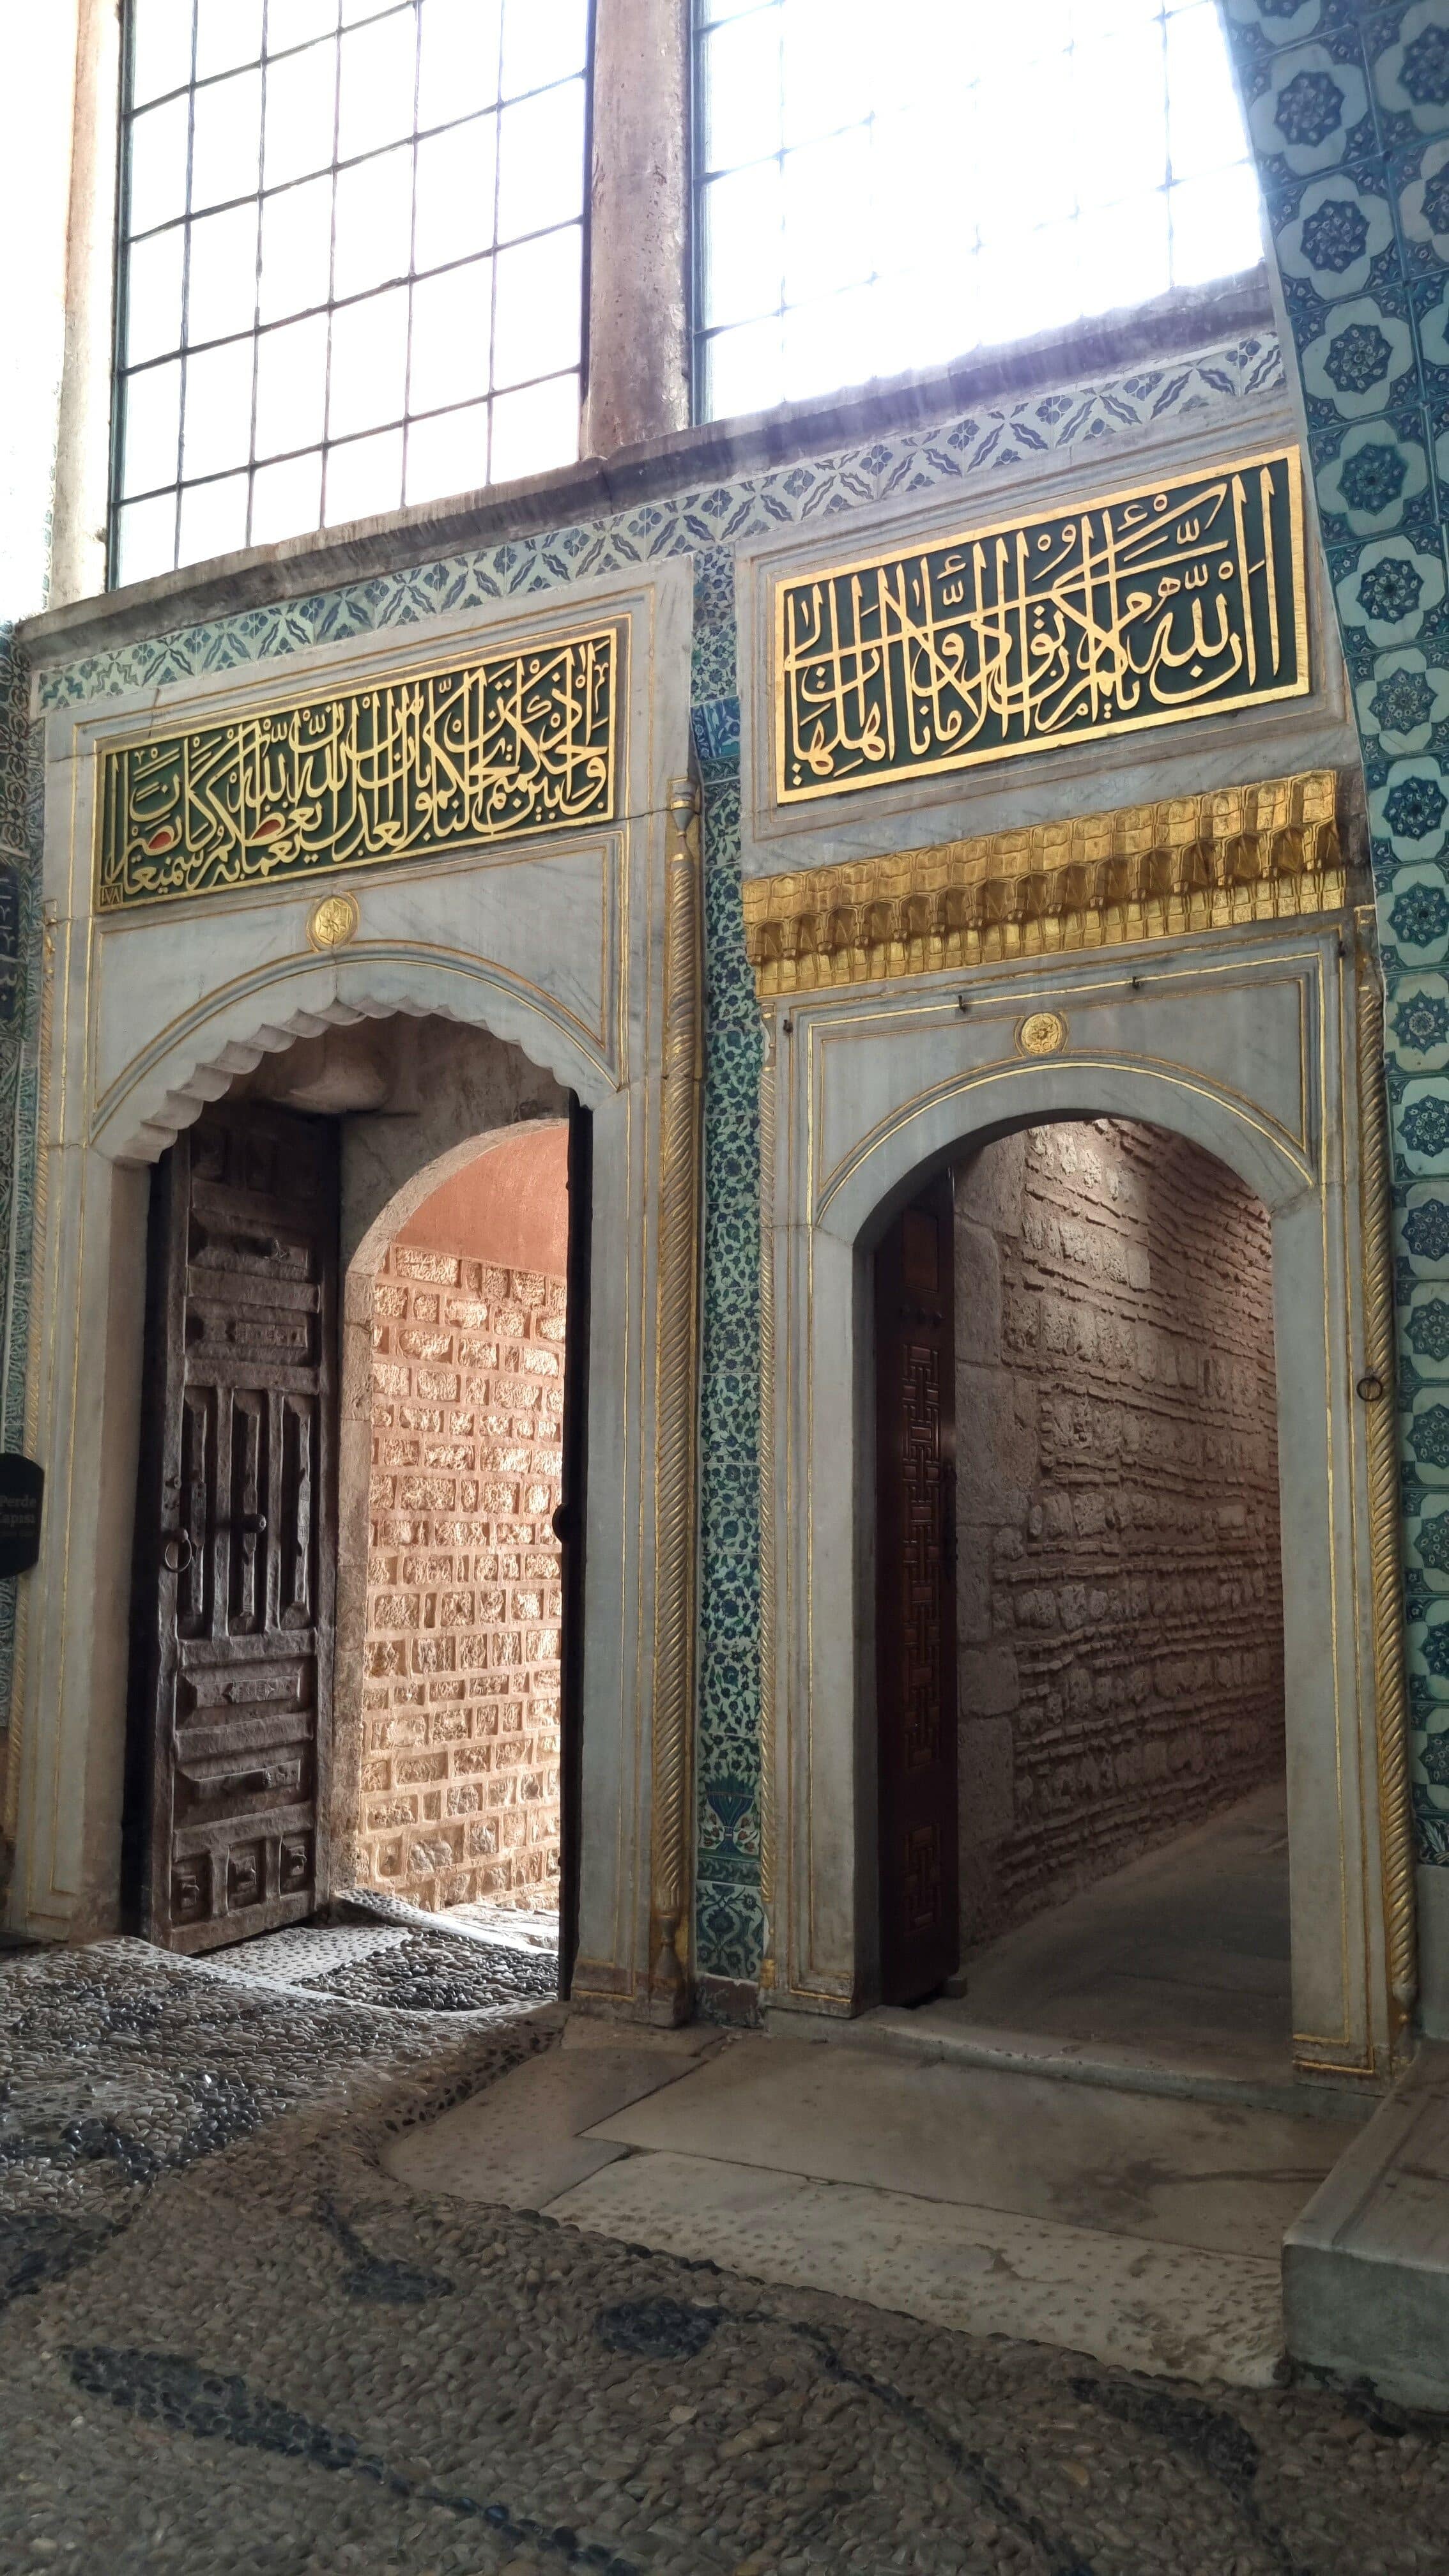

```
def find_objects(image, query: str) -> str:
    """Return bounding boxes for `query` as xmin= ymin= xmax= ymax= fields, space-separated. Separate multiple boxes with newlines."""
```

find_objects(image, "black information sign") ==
xmin=0 ymin=1455 xmax=43 ymax=1575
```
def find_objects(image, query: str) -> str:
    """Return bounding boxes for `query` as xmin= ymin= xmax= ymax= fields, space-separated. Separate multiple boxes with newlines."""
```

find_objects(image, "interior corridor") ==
xmin=939 ymin=1118 xmax=1289 ymax=2078
xmin=930 ymin=1780 xmax=1293 ymax=2086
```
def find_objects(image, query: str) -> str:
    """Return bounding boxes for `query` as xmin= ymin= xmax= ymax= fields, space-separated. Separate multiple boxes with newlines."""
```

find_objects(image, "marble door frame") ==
xmin=765 ymin=908 xmax=1407 ymax=2084
xmin=9 ymin=566 xmax=703 ymax=2025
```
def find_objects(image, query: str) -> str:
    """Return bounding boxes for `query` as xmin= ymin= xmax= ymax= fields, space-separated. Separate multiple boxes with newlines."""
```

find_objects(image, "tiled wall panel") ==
xmin=1220 ymin=0 xmax=1449 ymax=1866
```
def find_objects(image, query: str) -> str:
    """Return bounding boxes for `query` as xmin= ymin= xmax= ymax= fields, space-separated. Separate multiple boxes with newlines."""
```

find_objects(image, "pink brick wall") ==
xmin=358 ymin=1243 xmax=565 ymax=1911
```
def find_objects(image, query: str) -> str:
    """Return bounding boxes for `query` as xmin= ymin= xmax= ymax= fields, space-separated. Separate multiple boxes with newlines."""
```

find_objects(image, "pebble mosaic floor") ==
xmin=0 ymin=1926 xmax=1445 ymax=2576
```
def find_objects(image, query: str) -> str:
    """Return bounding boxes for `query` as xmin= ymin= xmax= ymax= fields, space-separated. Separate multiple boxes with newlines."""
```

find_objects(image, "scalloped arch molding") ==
xmin=93 ymin=951 xmax=617 ymax=1166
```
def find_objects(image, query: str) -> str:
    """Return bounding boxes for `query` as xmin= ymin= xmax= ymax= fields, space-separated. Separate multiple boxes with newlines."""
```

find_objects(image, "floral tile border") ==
xmin=1227 ymin=0 xmax=1449 ymax=1874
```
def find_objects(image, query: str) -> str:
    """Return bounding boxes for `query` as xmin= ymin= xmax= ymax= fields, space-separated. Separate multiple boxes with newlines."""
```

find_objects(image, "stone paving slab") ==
xmin=3 ymin=1937 xmax=1449 ymax=2575
xmin=1285 ymin=2040 xmax=1449 ymax=2412
xmin=585 ymin=2036 xmax=1357 ymax=2260
xmin=383 ymin=2035 xmax=719 ymax=2209
xmin=548 ymin=2147 xmax=1286 ymax=2388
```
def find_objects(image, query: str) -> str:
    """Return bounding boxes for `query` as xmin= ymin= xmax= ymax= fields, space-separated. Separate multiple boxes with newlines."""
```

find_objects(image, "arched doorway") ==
xmin=764 ymin=917 xmax=1406 ymax=2083
xmin=15 ymin=567 xmax=700 ymax=2025
xmin=351 ymin=1123 xmax=573 ymax=1924
xmin=874 ymin=1116 xmax=1290 ymax=2077
xmin=118 ymin=1013 xmax=590 ymax=1990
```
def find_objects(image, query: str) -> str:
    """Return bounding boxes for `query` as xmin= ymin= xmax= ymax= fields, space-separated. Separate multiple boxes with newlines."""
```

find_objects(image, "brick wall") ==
xmin=956 ymin=1120 xmax=1284 ymax=1946
xmin=358 ymin=1242 xmax=565 ymax=1911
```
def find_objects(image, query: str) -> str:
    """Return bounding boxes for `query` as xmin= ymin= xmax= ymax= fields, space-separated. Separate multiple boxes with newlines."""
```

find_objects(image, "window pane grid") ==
xmin=113 ymin=0 xmax=588 ymax=585
xmin=692 ymin=0 xmax=1259 ymax=422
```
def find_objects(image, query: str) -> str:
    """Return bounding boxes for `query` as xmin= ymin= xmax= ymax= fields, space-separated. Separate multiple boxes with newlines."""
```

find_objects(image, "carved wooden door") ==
xmin=876 ymin=1173 xmax=958 ymax=2005
xmin=128 ymin=1100 xmax=339 ymax=1952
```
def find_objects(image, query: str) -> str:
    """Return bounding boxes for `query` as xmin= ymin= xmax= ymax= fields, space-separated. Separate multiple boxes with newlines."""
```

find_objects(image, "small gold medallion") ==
xmin=1017 ymin=1009 xmax=1068 ymax=1057
xmin=307 ymin=890 xmax=360 ymax=952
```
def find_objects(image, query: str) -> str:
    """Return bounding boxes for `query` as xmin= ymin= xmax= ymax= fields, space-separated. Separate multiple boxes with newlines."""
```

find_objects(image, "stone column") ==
xmin=48 ymin=0 xmax=121 ymax=612
xmin=583 ymin=0 xmax=691 ymax=458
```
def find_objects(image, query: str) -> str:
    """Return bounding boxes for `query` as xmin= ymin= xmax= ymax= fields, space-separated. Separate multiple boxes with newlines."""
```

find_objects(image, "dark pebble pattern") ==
xmin=300 ymin=1929 xmax=560 ymax=2013
xmin=1 ymin=1936 xmax=1446 ymax=2575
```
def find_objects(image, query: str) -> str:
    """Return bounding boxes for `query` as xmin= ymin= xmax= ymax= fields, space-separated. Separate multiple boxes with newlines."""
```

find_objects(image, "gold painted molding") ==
xmin=648 ymin=778 xmax=704 ymax=2020
xmin=742 ymin=769 xmax=1352 ymax=1000
xmin=1356 ymin=919 xmax=1417 ymax=2058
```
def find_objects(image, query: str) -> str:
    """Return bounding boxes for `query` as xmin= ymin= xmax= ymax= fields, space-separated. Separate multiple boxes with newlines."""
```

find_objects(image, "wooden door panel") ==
xmin=876 ymin=1173 xmax=958 ymax=2005
xmin=129 ymin=1099 xmax=339 ymax=1953
xmin=226 ymin=1390 xmax=268 ymax=1632
xmin=278 ymin=1392 xmax=318 ymax=1628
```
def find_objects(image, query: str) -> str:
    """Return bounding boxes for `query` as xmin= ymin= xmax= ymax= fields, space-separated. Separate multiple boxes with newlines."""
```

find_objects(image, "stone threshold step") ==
xmin=1285 ymin=2039 xmax=1449 ymax=2411
xmin=763 ymin=2002 xmax=1378 ymax=2126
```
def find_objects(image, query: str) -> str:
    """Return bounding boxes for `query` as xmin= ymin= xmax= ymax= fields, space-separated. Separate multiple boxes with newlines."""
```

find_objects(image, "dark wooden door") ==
xmin=127 ymin=1100 xmax=339 ymax=1952
xmin=876 ymin=1172 xmax=958 ymax=2005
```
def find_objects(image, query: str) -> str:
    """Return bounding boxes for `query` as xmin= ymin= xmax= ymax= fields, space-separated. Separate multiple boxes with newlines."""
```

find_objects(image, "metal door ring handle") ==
xmin=162 ymin=1535 xmax=194 ymax=1575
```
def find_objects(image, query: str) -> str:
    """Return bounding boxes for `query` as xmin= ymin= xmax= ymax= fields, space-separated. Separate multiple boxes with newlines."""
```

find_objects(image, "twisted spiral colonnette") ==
xmin=756 ymin=1041 xmax=777 ymax=1988
xmin=1358 ymin=944 xmax=1418 ymax=2039
xmin=648 ymin=789 xmax=703 ymax=2000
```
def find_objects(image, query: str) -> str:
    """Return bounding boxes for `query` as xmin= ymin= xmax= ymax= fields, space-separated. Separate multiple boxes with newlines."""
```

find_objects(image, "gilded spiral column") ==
xmin=648 ymin=779 xmax=703 ymax=2018
xmin=1356 ymin=921 xmax=1417 ymax=2046
xmin=757 ymin=1029 xmax=777 ymax=1989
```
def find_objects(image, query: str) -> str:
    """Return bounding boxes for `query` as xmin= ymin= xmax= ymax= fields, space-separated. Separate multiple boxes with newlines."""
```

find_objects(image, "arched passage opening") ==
xmin=873 ymin=1114 xmax=1289 ymax=2078
xmin=119 ymin=1010 xmax=588 ymax=1990
xmin=350 ymin=1121 xmax=572 ymax=1923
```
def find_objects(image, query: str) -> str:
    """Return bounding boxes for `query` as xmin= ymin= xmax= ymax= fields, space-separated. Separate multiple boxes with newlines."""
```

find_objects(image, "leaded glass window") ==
xmin=693 ymin=0 xmax=1260 ymax=421
xmin=114 ymin=0 xmax=590 ymax=585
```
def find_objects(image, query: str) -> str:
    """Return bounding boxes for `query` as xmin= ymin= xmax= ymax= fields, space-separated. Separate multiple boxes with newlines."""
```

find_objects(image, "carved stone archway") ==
xmin=8 ymin=570 xmax=703 ymax=2025
xmin=756 ymin=804 xmax=1409 ymax=2084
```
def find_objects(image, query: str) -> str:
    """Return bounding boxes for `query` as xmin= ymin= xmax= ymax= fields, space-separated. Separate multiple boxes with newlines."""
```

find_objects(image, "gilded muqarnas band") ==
xmin=96 ymin=627 xmax=620 ymax=911
xmin=742 ymin=770 xmax=1349 ymax=1000
xmin=775 ymin=448 xmax=1308 ymax=803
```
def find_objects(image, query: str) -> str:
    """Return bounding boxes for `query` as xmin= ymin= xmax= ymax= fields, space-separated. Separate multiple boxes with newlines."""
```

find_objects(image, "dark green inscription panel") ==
xmin=97 ymin=626 xmax=619 ymax=910
xmin=774 ymin=449 xmax=1307 ymax=803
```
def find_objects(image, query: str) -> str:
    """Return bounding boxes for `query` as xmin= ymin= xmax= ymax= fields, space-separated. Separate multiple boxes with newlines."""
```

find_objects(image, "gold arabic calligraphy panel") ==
xmin=774 ymin=450 xmax=1307 ymax=804
xmin=96 ymin=625 xmax=620 ymax=910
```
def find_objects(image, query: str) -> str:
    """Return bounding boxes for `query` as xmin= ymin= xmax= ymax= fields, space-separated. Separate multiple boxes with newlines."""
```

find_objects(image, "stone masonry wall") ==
xmin=359 ymin=1241 xmax=565 ymax=1912
xmin=955 ymin=1120 xmax=1283 ymax=1947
